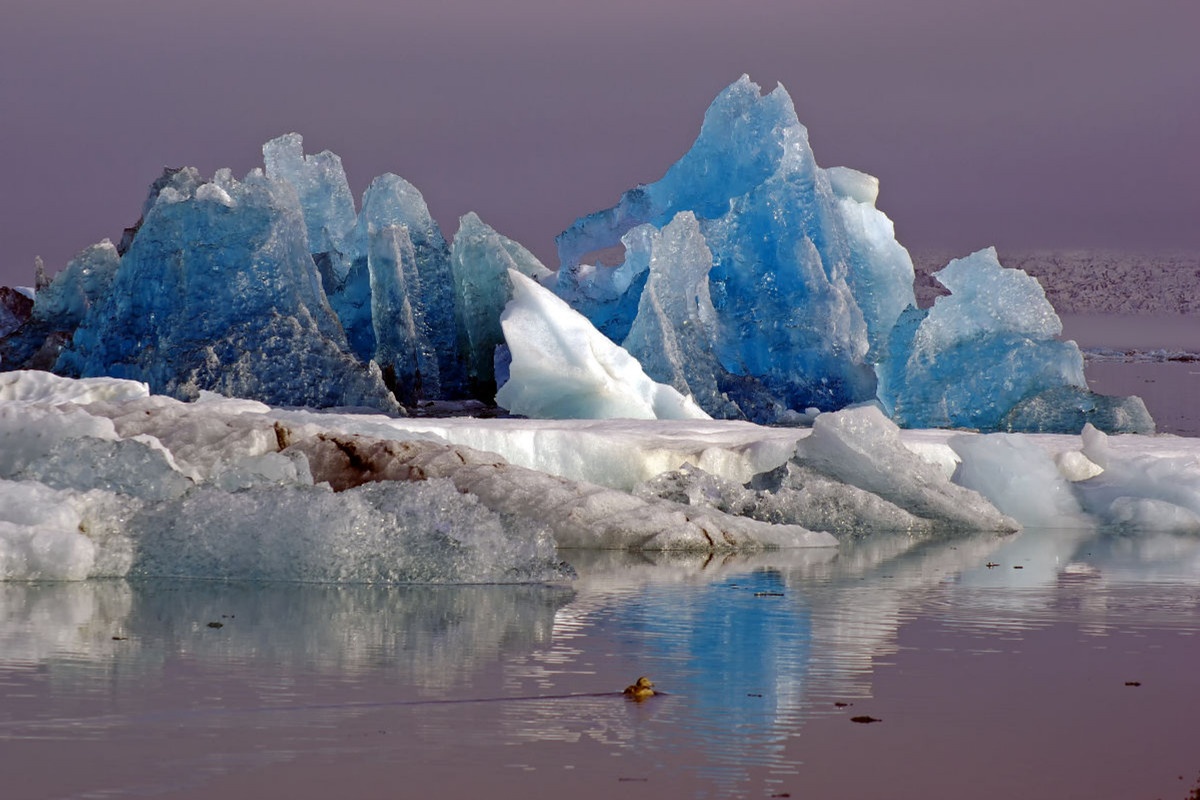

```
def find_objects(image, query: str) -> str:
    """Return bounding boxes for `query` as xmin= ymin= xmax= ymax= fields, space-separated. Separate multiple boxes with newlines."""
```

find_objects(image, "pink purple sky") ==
xmin=2 ymin=0 xmax=1197 ymax=287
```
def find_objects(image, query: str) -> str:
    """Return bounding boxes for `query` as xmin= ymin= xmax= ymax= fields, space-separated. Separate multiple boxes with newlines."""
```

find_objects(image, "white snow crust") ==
xmin=4 ymin=372 xmax=1200 ymax=583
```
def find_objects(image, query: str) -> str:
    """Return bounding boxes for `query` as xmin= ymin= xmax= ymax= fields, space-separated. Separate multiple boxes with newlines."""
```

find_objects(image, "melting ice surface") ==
xmin=2 ymin=371 xmax=1199 ymax=583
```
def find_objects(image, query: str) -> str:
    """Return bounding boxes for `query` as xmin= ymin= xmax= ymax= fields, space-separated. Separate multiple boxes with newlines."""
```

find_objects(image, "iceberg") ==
xmin=555 ymin=75 xmax=916 ymax=417
xmin=353 ymin=173 xmax=464 ymax=397
xmin=790 ymin=406 xmax=1018 ymax=532
xmin=0 ymin=241 xmax=120 ymax=371
xmin=366 ymin=223 xmax=437 ymax=404
xmin=949 ymin=432 xmax=1090 ymax=528
xmin=495 ymin=271 xmax=712 ymax=421
xmin=55 ymin=167 xmax=401 ymax=413
xmin=620 ymin=212 xmax=745 ymax=419
xmin=633 ymin=404 xmax=1022 ymax=537
xmin=263 ymin=134 xmax=460 ymax=405
xmin=1072 ymin=424 xmax=1200 ymax=532
xmin=874 ymin=248 xmax=1151 ymax=432
xmin=0 ymin=372 xmax=849 ymax=582
xmin=553 ymin=77 xmax=1144 ymax=431
xmin=0 ymin=76 xmax=1151 ymax=434
xmin=262 ymin=133 xmax=358 ymax=270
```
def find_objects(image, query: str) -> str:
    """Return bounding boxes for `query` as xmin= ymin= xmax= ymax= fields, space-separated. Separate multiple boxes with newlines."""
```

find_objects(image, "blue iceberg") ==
xmin=552 ymin=76 xmax=1145 ymax=432
xmin=875 ymin=248 xmax=1152 ymax=433
xmin=56 ymin=166 xmax=401 ymax=412
xmin=555 ymin=75 xmax=916 ymax=417
xmin=0 ymin=78 xmax=1150 ymax=433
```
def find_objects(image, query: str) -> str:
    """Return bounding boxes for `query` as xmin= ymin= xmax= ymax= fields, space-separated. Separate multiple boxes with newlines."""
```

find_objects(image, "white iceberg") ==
xmin=495 ymin=270 xmax=711 ymax=421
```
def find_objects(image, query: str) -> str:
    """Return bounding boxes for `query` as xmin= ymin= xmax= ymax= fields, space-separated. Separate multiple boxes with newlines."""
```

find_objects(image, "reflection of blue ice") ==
xmin=612 ymin=567 xmax=813 ymax=782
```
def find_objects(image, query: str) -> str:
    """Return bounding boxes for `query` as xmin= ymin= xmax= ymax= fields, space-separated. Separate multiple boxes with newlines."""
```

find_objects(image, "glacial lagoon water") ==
xmin=3 ymin=531 xmax=1199 ymax=800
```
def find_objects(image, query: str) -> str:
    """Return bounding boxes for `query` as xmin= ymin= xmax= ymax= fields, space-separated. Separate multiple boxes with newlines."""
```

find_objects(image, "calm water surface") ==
xmin=3 ymin=530 xmax=1199 ymax=800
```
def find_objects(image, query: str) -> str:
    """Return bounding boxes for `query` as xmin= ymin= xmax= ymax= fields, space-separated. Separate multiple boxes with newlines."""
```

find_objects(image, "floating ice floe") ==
xmin=1 ymin=373 xmax=1196 ymax=584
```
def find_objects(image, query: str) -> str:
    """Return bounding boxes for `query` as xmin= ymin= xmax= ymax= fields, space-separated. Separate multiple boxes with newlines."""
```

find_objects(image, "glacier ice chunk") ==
xmin=1001 ymin=385 xmax=1154 ymax=435
xmin=285 ymin=433 xmax=834 ymax=551
xmin=56 ymin=168 xmax=400 ymax=413
xmin=126 ymin=479 xmax=569 ymax=584
xmin=14 ymin=436 xmax=193 ymax=502
xmin=556 ymin=75 xmax=917 ymax=417
xmin=875 ymin=248 xmax=1090 ymax=431
xmin=0 ymin=242 xmax=122 ymax=371
xmin=367 ymin=223 xmax=440 ymax=404
xmin=949 ymin=433 xmax=1090 ymax=528
xmin=495 ymin=271 xmax=711 ymax=421
xmin=552 ymin=223 xmax=654 ymax=345
xmin=1073 ymin=424 xmax=1200 ymax=530
xmin=794 ymin=406 xmax=1019 ymax=532
xmin=353 ymin=174 xmax=463 ymax=396
xmin=621 ymin=212 xmax=744 ymax=419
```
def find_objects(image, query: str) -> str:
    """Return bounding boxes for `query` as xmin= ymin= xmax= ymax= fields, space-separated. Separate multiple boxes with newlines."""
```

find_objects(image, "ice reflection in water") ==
xmin=2 ymin=529 xmax=1199 ymax=799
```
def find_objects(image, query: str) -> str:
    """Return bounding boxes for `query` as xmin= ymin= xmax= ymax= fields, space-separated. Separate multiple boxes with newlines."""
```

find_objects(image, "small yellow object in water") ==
xmin=623 ymin=676 xmax=655 ymax=699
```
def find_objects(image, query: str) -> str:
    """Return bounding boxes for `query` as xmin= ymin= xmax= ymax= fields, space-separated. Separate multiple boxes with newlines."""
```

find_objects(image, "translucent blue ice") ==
xmin=355 ymin=174 xmax=463 ymax=396
xmin=262 ymin=133 xmax=357 ymax=275
xmin=368 ymin=223 xmax=440 ymax=404
xmin=57 ymin=167 xmax=400 ymax=412
xmin=874 ymin=248 xmax=1089 ymax=430
xmin=621 ymin=212 xmax=743 ymax=419
xmin=449 ymin=212 xmax=553 ymax=395
xmin=555 ymin=75 xmax=916 ymax=417
xmin=552 ymin=223 xmax=652 ymax=344
xmin=29 ymin=240 xmax=120 ymax=328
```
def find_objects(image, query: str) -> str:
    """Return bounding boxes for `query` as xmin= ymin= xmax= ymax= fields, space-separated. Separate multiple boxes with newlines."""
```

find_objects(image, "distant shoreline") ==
xmin=911 ymin=248 xmax=1200 ymax=315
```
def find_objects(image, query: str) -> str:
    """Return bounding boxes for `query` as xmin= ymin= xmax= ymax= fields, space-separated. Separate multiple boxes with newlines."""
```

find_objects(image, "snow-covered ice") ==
xmin=2 ymin=372 xmax=1198 ymax=584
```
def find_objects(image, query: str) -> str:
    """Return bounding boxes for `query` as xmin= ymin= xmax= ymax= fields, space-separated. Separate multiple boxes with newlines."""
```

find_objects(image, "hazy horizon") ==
xmin=3 ymin=0 xmax=1198 ymax=287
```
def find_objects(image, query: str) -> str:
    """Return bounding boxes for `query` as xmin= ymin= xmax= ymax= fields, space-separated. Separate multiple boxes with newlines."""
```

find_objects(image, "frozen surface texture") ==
xmin=126 ymin=479 xmax=566 ymax=584
xmin=450 ymin=212 xmax=553 ymax=396
xmin=495 ymin=271 xmax=712 ymax=421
